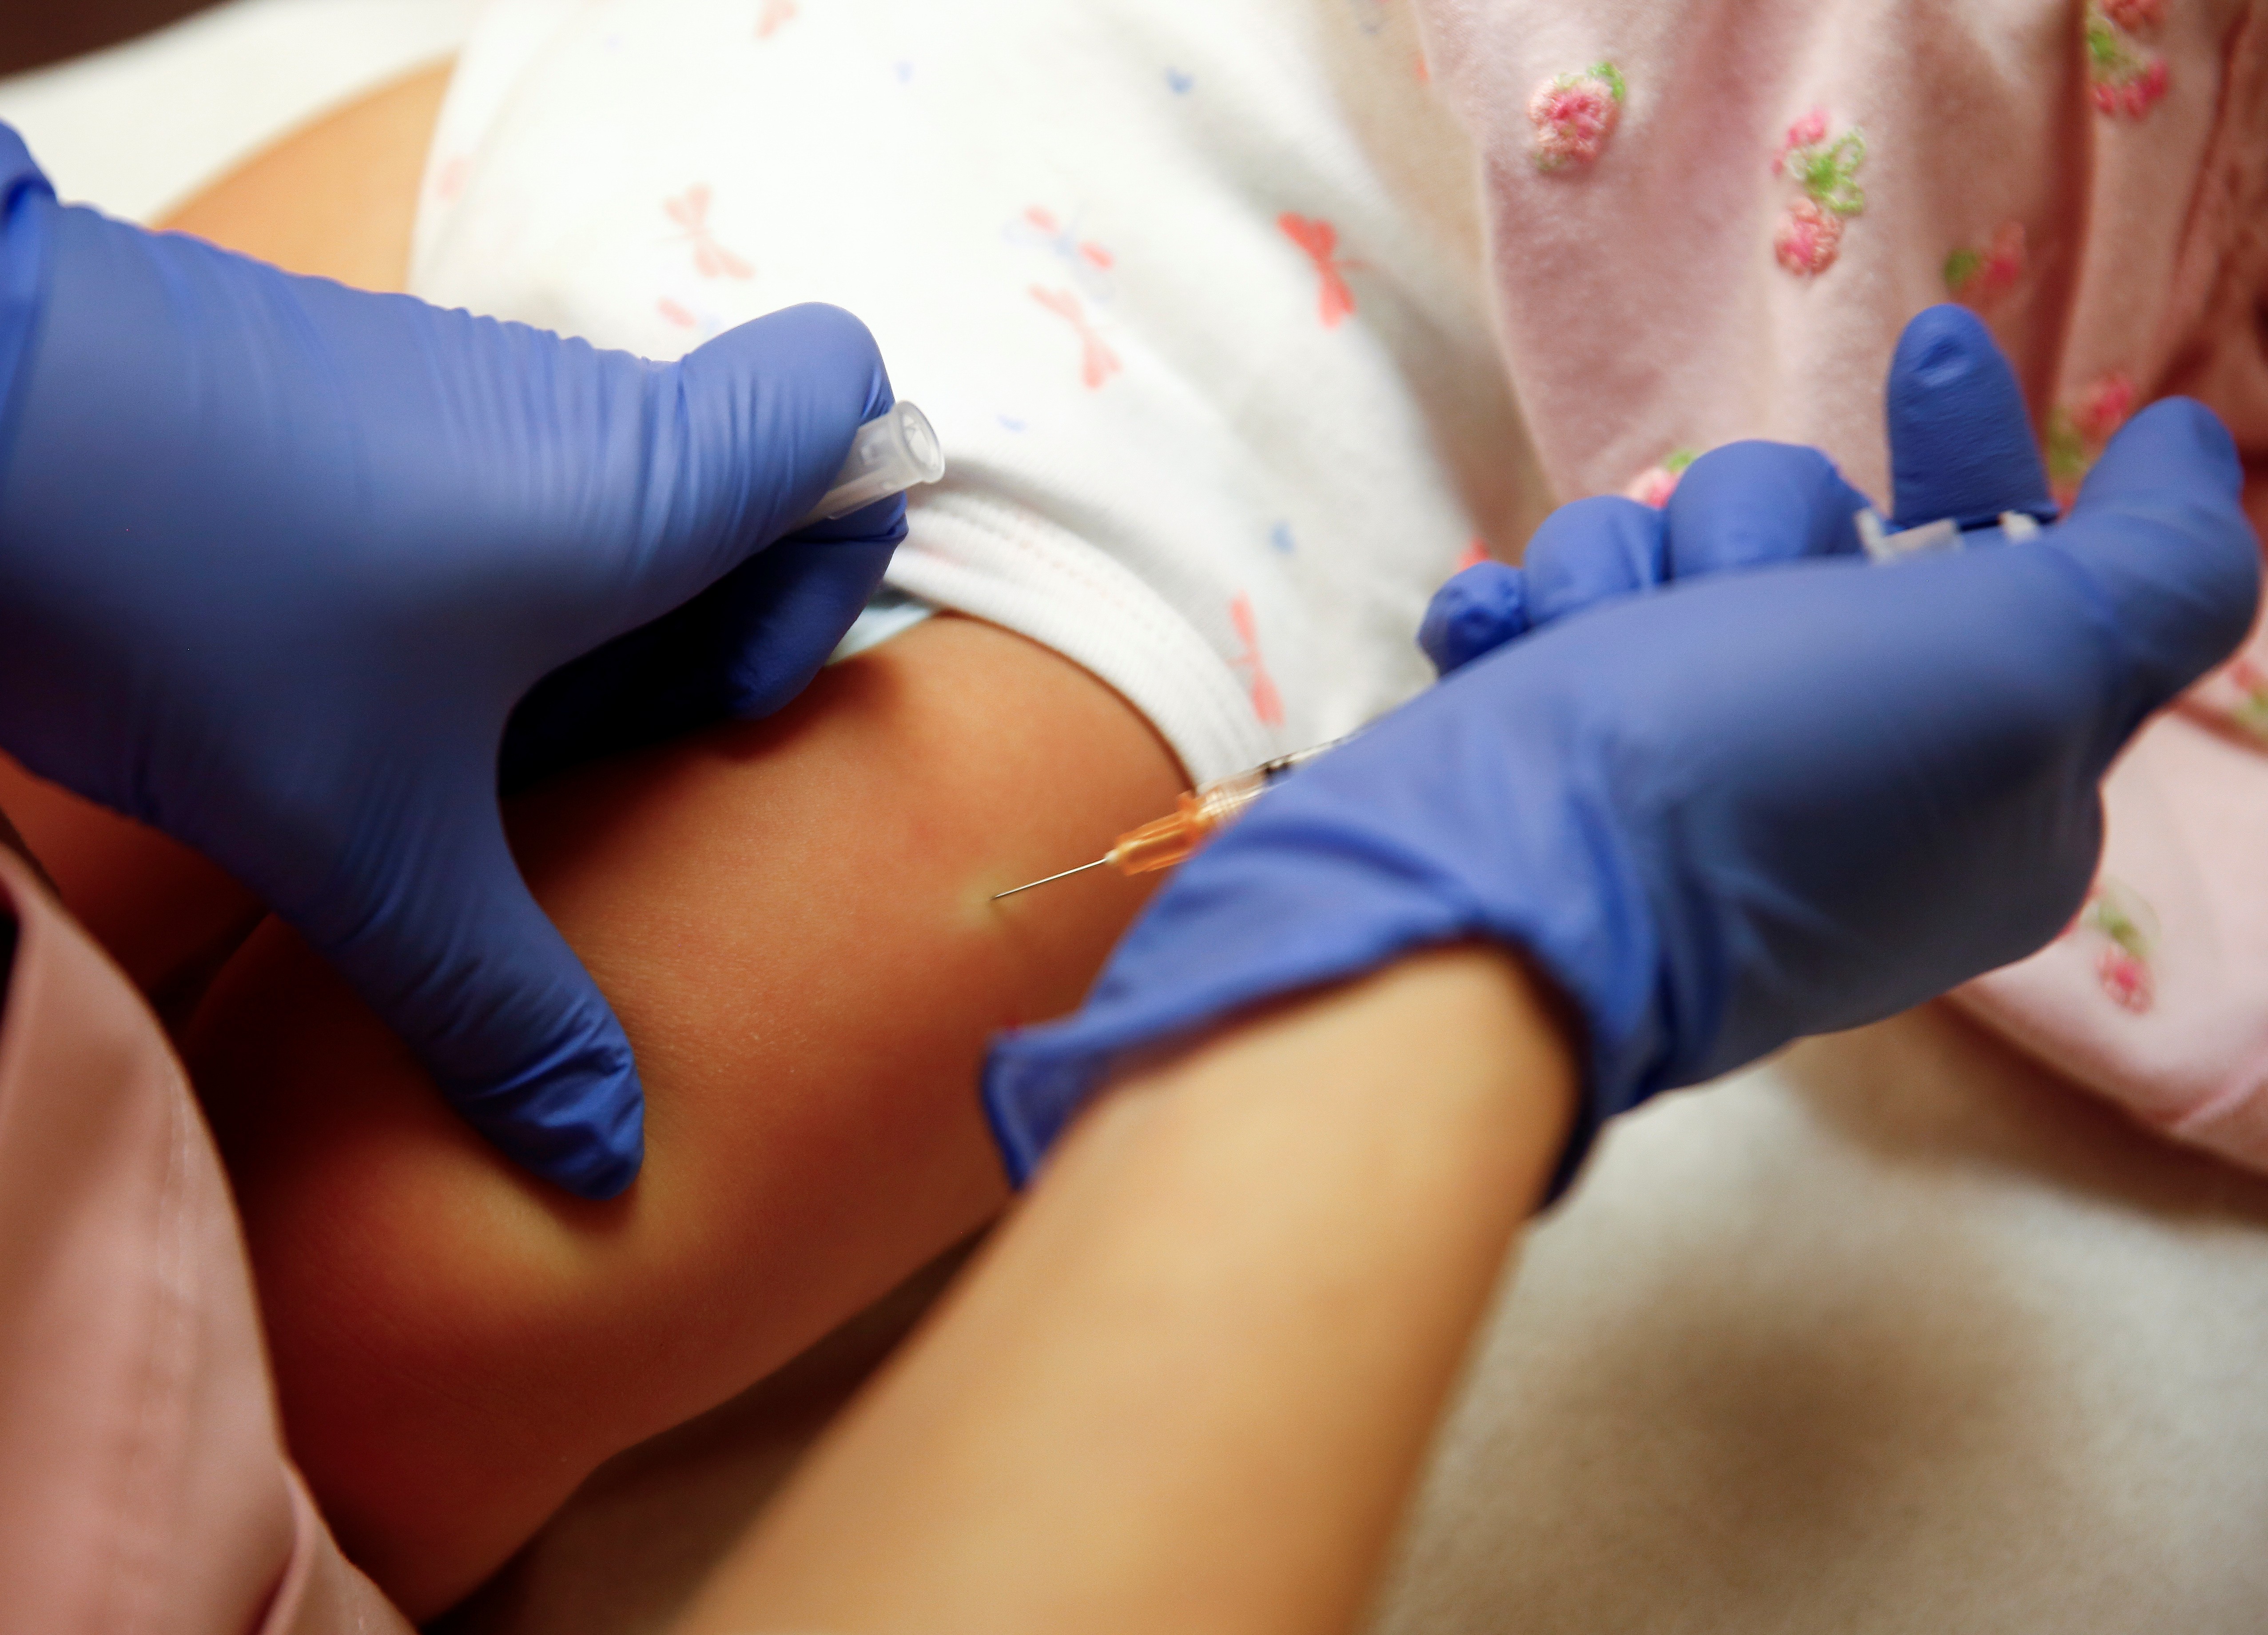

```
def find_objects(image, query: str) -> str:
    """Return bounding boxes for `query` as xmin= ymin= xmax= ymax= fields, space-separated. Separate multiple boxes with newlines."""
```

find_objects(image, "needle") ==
xmin=993 ymin=857 xmax=1109 ymax=900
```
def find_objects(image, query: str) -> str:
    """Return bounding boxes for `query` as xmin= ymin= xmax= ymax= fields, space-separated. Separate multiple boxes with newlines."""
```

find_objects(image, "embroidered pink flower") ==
xmin=1528 ymin=61 xmax=1626 ymax=171
xmin=2092 ymin=55 xmax=2171 ymax=116
xmin=2073 ymin=372 xmax=2138 ymax=443
xmin=2098 ymin=947 xmax=2155 ymax=1012
xmin=2076 ymin=878 xmax=2159 ymax=1014
xmin=1772 ymin=108 xmax=1829 ymax=172
xmin=2088 ymin=3 xmax=2171 ymax=119
xmin=2047 ymin=371 xmax=2140 ymax=500
xmin=1771 ymin=112 xmax=1866 ymax=277
xmin=1624 ymin=447 xmax=1697 ymax=507
xmin=1775 ymin=197 xmax=1846 ymax=276
xmin=1944 ymin=222 xmax=2027 ymax=303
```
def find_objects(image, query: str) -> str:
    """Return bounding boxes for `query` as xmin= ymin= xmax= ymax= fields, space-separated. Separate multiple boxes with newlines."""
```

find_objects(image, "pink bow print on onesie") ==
xmin=663 ymin=185 xmax=753 ymax=279
xmin=1029 ymin=286 xmax=1122 ymax=389
xmin=1277 ymin=213 xmax=1360 ymax=327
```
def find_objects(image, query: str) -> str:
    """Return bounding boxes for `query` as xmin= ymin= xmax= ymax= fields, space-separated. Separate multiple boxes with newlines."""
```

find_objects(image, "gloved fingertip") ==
xmin=2035 ymin=398 xmax=2261 ymax=727
xmin=1892 ymin=304 xmax=1999 ymax=392
xmin=380 ymin=871 xmax=654 ymax=1199
xmin=450 ymin=1031 xmax=648 ymax=1200
xmin=1886 ymin=303 xmax=2053 ymax=528
xmin=1420 ymin=560 xmax=1529 ymax=675
xmin=548 ymin=1110 xmax=646 ymax=1200
xmin=739 ymin=300 xmax=891 ymax=399
xmin=2076 ymin=396 xmax=2244 ymax=507
xmin=712 ymin=301 xmax=896 ymax=430
xmin=1663 ymin=442 xmax=1861 ymax=570
xmin=664 ymin=302 xmax=901 ymax=578
xmin=1524 ymin=495 xmax=1667 ymax=624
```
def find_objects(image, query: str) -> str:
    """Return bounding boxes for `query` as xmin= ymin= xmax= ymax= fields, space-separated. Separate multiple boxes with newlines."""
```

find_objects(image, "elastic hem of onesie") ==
xmin=884 ymin=484 xmax=1272 ymax=785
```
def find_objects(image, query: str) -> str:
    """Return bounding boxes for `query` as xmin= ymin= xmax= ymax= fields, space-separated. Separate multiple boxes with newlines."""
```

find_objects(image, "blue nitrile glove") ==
xmin=0 ymin=129 xmax=903 ymax=1197
xmin=984 ymin=311 xmax=2260 ymax=1191
xmin=1420 ymin=306 xmax=2062 ymax=675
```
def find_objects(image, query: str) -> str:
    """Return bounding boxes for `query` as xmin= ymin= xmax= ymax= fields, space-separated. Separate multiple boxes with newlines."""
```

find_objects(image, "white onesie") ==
xmin=411 ymin=0 xmax=1540 ymax=783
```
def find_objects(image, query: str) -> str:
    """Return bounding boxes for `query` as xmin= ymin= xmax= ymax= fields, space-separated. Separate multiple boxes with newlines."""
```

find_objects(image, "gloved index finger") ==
xmin=1662 ymin=440 xmax=1873 ymax=578
xmin=1522 ymin=496 xmax=1666 ymax=626
xmin=303 ymin=785 xmax=647 ymax=1198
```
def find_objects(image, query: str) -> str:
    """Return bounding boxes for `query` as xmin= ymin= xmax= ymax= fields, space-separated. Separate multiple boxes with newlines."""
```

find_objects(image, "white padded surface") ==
xmin=0 ymin=0 xmax=478 ymax=222
xmin=1371 ymin=1004 xmax=2268 ymax=1633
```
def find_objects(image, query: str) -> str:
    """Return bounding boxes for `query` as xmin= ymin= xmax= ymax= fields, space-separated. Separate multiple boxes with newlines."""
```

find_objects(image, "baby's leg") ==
xmin=187 ymin=614 xmax=1181 ymax=1617
xmin=0 ymin=757 xmax=261 ymax=1013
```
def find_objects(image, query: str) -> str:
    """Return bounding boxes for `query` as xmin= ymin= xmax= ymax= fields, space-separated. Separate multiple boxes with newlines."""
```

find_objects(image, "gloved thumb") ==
xmin=499 ymin=533 xmax=894 ymax=792
xmin=2034 ymin=397 xmax=2260 ymax=745
xmin=305 ymin=794 xmax=643 ymax=1198
xmin=606 ymin=303 xmax=899 ymax=632
xmin=1887 ymin=304 xmax=2054 ymax=529
xmin=496 ymin=303 xmax=903 ymax=791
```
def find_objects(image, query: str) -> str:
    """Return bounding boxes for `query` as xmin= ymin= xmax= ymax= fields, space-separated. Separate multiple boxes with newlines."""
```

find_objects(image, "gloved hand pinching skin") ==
xmin=0 ymin=130 xmax=903 ymax=1197
xmin=985 ymin=307 xmax=2260 ymax=1192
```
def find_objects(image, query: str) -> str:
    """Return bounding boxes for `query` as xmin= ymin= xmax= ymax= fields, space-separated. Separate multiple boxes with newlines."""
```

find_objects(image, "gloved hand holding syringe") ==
xmin=991 ymin=297 xmax=2075 ymax=910
xmin=993 ymin=740 xmax=1346 ymax=899
xmin=977 ymin=305 xmax=2261 ymax=1193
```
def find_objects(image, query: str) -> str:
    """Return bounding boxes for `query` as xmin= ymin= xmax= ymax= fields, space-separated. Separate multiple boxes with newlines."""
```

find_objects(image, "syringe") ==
xmin=798 ymin=400 xmax=947 ymax=525
xmin=993 ymin=739 xmax=1345 ymax=900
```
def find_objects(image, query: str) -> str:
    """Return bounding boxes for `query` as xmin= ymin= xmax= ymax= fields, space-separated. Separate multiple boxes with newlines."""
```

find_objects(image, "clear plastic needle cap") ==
xmin=801 ymin=400 xmax=946 ymax=525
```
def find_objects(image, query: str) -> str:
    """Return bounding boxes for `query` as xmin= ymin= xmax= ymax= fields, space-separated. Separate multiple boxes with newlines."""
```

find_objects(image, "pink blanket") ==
xmin=1415 ymin=0 xmax=2268 ymax=1170
xmin=0 ymin=849 xmax=409 ymax=1635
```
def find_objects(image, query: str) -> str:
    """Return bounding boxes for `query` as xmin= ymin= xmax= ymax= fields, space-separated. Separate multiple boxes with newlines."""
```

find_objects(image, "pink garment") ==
xmin=0 ymin=849 xmax=410 ymax=1635
xmin=1415 ymin=0 xmax=2268 ymax=1168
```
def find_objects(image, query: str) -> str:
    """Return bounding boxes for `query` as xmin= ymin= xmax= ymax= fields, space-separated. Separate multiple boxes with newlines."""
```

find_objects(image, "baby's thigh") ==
xmin=187 ymin=614 xmax=1182 ymax=1616
xmin=0 ymin=756 xmax=262 ymax=1012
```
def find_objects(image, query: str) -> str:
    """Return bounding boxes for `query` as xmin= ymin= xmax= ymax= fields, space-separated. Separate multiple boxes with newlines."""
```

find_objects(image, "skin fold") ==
xmin=12 ymin=65 xmax=1184 ymax=1616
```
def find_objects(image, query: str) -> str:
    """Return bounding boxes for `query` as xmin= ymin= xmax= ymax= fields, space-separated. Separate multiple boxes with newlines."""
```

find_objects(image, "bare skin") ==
xmin=161 ymin=60 xmax=451 ymax=294
xmin=190 ymin=615 xmax=1180 ymax=1615
xmin=675 ymin=944 xmax=1577 ymax=1635
xmin=2 ymin=64 xmax=1180 ymax=1616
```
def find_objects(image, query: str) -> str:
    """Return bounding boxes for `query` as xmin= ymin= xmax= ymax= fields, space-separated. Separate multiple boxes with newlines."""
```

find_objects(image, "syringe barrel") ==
xmin=1107 ymin=770 xmax=1269 ymax=876
xmin=801 ymin=401 xmax=947 ymax=524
